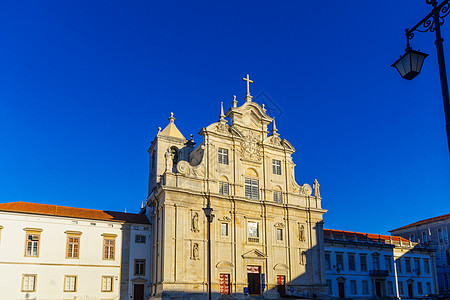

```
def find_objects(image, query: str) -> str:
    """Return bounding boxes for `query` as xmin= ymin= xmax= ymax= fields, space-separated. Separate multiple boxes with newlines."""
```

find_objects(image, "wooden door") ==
xmin=220 ymin=274 xmax=230 ymax=295
xmin=338 ymin=282 xmax=345 ymax=298
xmin=247 ymin=266 xmax=261 ymax=295
xmin=408 ymin=283 xmax=414 ymax=298
xmin=375 ymin=281 xmax=382 ymax=298
xmin=277 ymin=275 xmax=286 ymax=296
xmin=134 ymin=284 xmax=144 ymax=300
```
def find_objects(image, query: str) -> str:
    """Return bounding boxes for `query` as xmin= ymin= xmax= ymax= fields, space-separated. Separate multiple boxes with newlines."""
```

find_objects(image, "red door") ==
xmin=338 ymin=282 xmax=345 ymax=298
xmin=134 ymin=284 xmax=144 ymax=300
xmin=220 ymin=274 xmax=230 ymax=295
xmin=277 ymin=275 xmax=286 ymax=296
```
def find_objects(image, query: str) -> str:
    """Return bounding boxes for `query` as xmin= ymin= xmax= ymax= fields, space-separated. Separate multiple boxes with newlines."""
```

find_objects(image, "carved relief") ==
xmin=240 ymin=130 xmax=261 ymax=161
xmin=299 ymin=224 xmax=306 ymax=242
xmin=300 ymin=184 xmax=312 ymax=196
xmin=192 ymin=243 xmax=199 ymax=260
xmin=215 ymin=122 xmax=229 ymax=134
xmin=299 ymin=249 xmax=306 ymax=265
xmin=274 ymin=222 xmax=285 ymax=228
xmin=177 ymin=160 xmax=205 ymax=178
xmin=191 ymin=212 xmax=200 ymax=232
xmin=218 ymin=216 xmax=231 ymax=222
xmin=268 ymin=135 xmax=282 ymax=147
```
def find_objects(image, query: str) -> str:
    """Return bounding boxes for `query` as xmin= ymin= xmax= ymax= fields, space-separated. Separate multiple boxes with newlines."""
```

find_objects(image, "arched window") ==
xmin=170 ymin=147 xmax=179 ymax=165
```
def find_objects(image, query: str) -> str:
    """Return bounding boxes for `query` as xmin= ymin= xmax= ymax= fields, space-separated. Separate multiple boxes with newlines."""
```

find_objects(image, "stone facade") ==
xmin=146 ymin=82 xmax=327 ymax=299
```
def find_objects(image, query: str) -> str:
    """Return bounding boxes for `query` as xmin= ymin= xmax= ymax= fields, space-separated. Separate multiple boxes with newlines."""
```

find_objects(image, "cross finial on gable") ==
xmin=242 ymin=74 xmax=253 ymax=102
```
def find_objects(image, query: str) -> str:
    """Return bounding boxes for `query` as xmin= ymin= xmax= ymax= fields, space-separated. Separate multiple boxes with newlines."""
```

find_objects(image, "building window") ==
xmin=247 ymin=221 xmax=259 ymax=243
xmin=22 ymin=274 xmax=36 ymax=292
xmin=405 ymin=257 xmax=412 ymax=273
xmin=445 ymin=273 xmax=449 ymax=289
xmin=396 ymin=258 xmax=402 ymax=273
xmin=221 ymin=223 xmax=229 ymax=236
xmin=442 ymin=250 xmax=447 ymax=266
xmin=350 ymin=280 xmax=357 ymax=294
xmin=66 ymin=236 xmax=80 ymax=258
xmin=64 ymin=276 xmax=77 ymax=292
xmin=135 ymin=235 xmax=146 ymax=243
xmin=219 ymin=182 xmax=229 ymax=195
xmin=336 ymin=253 xmax=344 ymax=271
xmin=326 ymin=279 xmax=332 ymax=294
xmin=385 ymin=256 xmax=392 ymax=272
xmin=410 ymin=233 xmax=416 ymax=242
xmin=444 ymin=227 xmax=449 ymax=243
xmin=360 ymin=254 xmax=367 ymax=271
xmin=273 ymin=191 xmax=282 ymax=203
xmin=272 ymin=160 xmax=281 ymax=175
xmin=244 ymin=178 xmax=259 ymax=200
xmin=102 ymin=276 xmax=113 ymax=292
xmin=417 ymin=282 xmax=423 ymax=295
xmin=218 ymin=148 xmax=228 ymax=165
xmin=372 ymin=255 xmax=380 ymax=270
xmin=134 ymin=259 xmax=145 ymax=276
xmin=398 ymin=281 xmax=404 ymax=294
xmin=424 ymin=258 xmax=430 ymax=274
xmin=325 ymin=252 xmax=331 ymax=270
xmin=103 ymin=238 xmax=115 ymax=260
xmin=348 ymin=253 xmax=356 ymax=271
xmin=25 ymin=233 xmax=40 ymax=257
xmin=276 ymin=228 xmax=283 ymax=241
xmin=414 ymin=258 xmax=421 ymax=275
xmin=387 ymin=281 xmax=394 ymax=295
xmin=362 ymin=280 xmax=369 ymax=295
xmin=426 ymin=282 xmax=432 ymax=294
xmin=422 ymin=231 xmax=428 ymax=243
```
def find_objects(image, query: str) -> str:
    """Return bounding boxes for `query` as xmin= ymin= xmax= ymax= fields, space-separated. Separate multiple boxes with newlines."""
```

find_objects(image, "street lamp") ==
xmin=392 ymin=0 xmax=450 ymax=157
xmin=203 ymin=202 xmax=214 ymax=300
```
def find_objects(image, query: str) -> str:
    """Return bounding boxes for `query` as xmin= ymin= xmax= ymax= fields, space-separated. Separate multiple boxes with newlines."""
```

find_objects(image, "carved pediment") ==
xmin=216 ymin=261 xmax=234 ymax=268
xmin=273 ymin=263 xmax=289 ymax=270
xmin=242 ymin=249 xmax=267 ymax=259
xmin=281 ymin=139 xmax=295 ymax=152
xmin=229 ymin=126 xmax=244 ymax=139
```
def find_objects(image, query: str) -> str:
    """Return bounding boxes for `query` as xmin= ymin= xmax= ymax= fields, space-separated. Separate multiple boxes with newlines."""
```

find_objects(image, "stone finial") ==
xmin=232 ymin=95 xmax=237 ymax=107
xmin=219 ymin=102 xmax=227 ymax=123
xmin=158 ymin=127 xmax=161 ymax=134
xmin=271 ymin=118 xmax=279 ymax=137
xmin=141 ymin=201 xmax=144 ymax=209
xmin=124 ymin=206 xmax=127 ymax=213
xmin=190 ymin=134 xmax=194 ymax=141
xmin=262 ymin=103 xmax=266 ymax=112
xmin=168 ymin=112 xmax=175 ymax=124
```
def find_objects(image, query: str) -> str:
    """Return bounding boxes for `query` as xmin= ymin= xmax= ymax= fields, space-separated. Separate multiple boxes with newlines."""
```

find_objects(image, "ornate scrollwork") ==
xmin=415 ymin=15 xmax=435 ymax=33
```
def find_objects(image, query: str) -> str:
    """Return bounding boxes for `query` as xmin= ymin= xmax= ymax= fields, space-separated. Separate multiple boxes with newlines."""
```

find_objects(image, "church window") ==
xmin=66 ymin=236 xmax=80 ymax=258
xmin=218 ymin=148 xmax=228 ymax=165
xmin=273 ymin=191 xmax=282 ymax=203
xmin=101 ymin=276 xmax=113 ymax=292
xmin=22 ymin=274 xmax=37 ymax=292
xmin=272 ymin=160 xmax=281 ymax=175
xmin=219 ymin=182 xmax=229 ymax=195
xmin=336 ymin=253 xmax=344 ymax=271
xmin=348 ymin=253 xmax=356 ymax=271
xmin=25 ymin=233 xmax=40 ymax=257
xmin=64 ymin=275 xmax=77 ymax=292
xmin=135 ymin=235 xmax=146 ymax=243
xmin=325 ymin=252 xmax=331 ymax=270
xmin=221 ymin=223 xmax=229 ymax=236
xmin=245 ymin=178 xmax=259 ymax=200
xmin=405 ymin=257 xmax=412 ymax=272
xmin=276 ymin=228 xmax=283 ymax=241
xmin=247 ymin=221 xmax=259 ymax=243
xmin=360 ymin=254 xmax=367 ymax=271
xmin=103 ymin=238 xmax=115 ymax=260
xmin=134 ymin=259 xmax=145 ymax=276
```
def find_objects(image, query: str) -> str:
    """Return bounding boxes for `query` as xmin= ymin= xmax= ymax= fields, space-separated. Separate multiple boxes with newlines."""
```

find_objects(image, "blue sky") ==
xmin=0 ymin=1 xmax=448 ymax=235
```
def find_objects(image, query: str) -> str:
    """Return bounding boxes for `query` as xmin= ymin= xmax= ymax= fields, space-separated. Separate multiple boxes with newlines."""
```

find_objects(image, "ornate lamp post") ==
xmin=392 ymin=0 xmax=450 ymax=157
xmin=203 ymin=202 xmax=214 ymax=300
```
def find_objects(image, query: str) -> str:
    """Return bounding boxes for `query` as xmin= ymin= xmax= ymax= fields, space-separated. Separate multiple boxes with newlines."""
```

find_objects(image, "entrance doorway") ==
xmin=133 ymin=284 xmax=144 ymax=300
xmin=338 ymin=282 xmax=345 ymax=298
xmin=407 ymin=282 xmax=414 ymax=298
xmin=277 ymin=275 xmax=286 ymax=296
xmin=219 ymin=274 xmax=230 ymax=295
xmin=375 ymin=281 xmax=382 ymax=298
xmin=247 ymin=266 xmax=261 ymax=295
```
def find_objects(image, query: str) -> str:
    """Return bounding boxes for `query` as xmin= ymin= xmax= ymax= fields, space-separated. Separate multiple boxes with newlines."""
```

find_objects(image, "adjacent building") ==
xmin=324 ymin=229 xmax=437 ymax=299
xmin=146 ymin=80 xmax=327 ymax=299
xmin=390 ymin=213 xmax=450 ymax=297
xmin=0 ymin=201 xmax=151 ymax=300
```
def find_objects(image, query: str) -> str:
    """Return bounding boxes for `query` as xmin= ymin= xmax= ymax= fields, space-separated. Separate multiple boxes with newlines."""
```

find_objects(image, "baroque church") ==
xmin=146 ymin=75 xmax=327 ymax=298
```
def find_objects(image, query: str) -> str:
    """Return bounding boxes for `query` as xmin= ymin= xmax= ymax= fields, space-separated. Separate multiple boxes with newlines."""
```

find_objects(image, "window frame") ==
xmin=272 ymin=159 xmax=281 ymax=175
xmin=64 ymin=275 xmax=77 ymax=292
xmin=325 ymin=252 xmax=331 ymax=270
xmin=244 ymin=178 xmax=259 ymax=200
xmin=350 ymin=280 xmax=357 ymax=295
xmin=101 ymin=276 xmax=114 ymax=292
xmin=276 ymin=228 xmax=283 ymax=241
xmin=66 ymin=235 xmax=80 ymax=259
xmin=134 ymin=259 xmax=146 ymax=276
xmin=336 ymin=252 xmax=344 ymax=271
xmin=135 ymin=235 xmax=146 ymax=244
xmin=348 ymin=253 xmax=356 ymax=271
xmin=273 ymin=190 xmax=282 ymax=203
xmin=219 ymin=181 xmax=229 ymax=196
xmin=360 ymin=254 xmax=367 ymax=271
xmin=22 ymin=274 xmax=37 ymax=292
xmin=221 ymin=223 xmax=229 ymax=237
xmin=102 ymin=237 xmax=116 ymax=260
xmin=218 ymin=148 xmax=229 ymax=165
xmin=362 ymin=280 xmax=369 ymax=295
xmin=24 ymin=232 xmax=41 ymax=257
xmin=405 ymin=257 xmax=412 ymax=273
xmin=247 ymin=220 xmax=259 ymax=243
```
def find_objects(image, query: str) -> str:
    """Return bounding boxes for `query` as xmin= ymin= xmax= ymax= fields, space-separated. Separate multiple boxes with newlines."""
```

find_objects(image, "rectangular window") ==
xmin=442 ymin=250 xmax=447 ymax=266
xmin=424 ymin=258 xmax=430 ymax=274
xmin=135 ymin=235 xmax=146 ymax=243
xmin=66 ymin=236 xmax=80 ymax=258
xmin=219 ymin=182 xmax=229 ymax=195
xmin=360 ymin=254 xmax=367 ymax=271
xmin=417 ymin=282 xmax=423 ymax=295
xmin=385 ymin=256 xmax=392 ymax=272
xmin=273 ymin=191 xmax=282 ymax=203
xmin=102 ymin=276 xmax=113 ymax=292
xmin=272 ymin=160 xmax=281 ymax=175
xmin=134 ymin=259 xmax=145 ymax=276
xmin=443 ymin=227 xmax=449 ymax=243
xmin=336 ymin=253 xmax=344 ymax=271
xmin=247 ymin=221 xmax=259 ymax=243
xmin=245 ymin=178 xmax=259 ymax=200
xmin=387 ymin=281 xmax=394 ymax=295
xmin=445 ymin=274 xmax=449 ymax=289
xmin=422 ymin=231 xmax=428 ymax=243
xmin=396 ymin=258 xmax=402 ymax=273
xmin=447 ymin=250 xmax=450 ymax=266
xmin=405 ymin=257 xmax=412 ymax=273
xmin=218 ymin=148 xmax=229 ymax=165
xmin=373 ymin=255 xmax=380 ymax=270
xmin=103 ymin=238 xmax=115 ymax=260
xmin=439 ymin=228 xmax=443 ymax=243
xmin=414 ymin=258 xmax=421 ymax=275
xmin=398 ymin=281 xmax=404 ymax=295
xmin=410 ymin=233 xmax=416 ymax=242
xmin=22 ymin=274 xmax=36 ymax=292
xmin=426 ymin=282 xmax=431 ymax=294
xmin=326 ymin=279 xmax=332 ymax=294
xmin=221 ymin=223 xmax=229 ymax=236
xmin=362 ymin=280 xmax=369 ymax=295
xmin=276 ymin=228 xmax=283 ymax=241
xmin=64 ymin=276 xmax=77 ymax=292
xmin=350 ymin=280 xmax=357 ymax=295
xmin=325 ymin=252 xmax=331 ymax=270
xmin=348 ymin=253 xmax=356 ymax=271
xmin=25 ymin=233 xmax=40 ymax=257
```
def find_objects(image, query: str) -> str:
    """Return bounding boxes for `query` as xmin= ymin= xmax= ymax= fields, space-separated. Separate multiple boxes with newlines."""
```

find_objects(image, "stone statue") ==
xmin=300 ymin=250 xmax=306 ymax=265
xmin=313 ymin=179 xmax=320 ymax=198
xmin=165 ymin=149 xmax=174 ymax=173
xmin=299 ymin=224 xmax=305 ymax=242
xmin=192 ymin=212 xmax=199 ymax=231
xmin=192 ymin=243 xmax=199 ymax=259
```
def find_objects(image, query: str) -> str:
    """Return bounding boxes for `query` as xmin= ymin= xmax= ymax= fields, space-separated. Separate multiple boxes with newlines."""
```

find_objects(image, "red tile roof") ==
xmin=0 ymin=202 xmax=150 ymax=225
xmin=389 ymin=213 xmax=450 ymax=232
xmin=324 ymin=228 xmax=409 ymax=243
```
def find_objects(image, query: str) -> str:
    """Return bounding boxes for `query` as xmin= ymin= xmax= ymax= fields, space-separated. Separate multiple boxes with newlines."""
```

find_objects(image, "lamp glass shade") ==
xmin=203 ymin=205 xmax=213 ymax=217
xmin=392 ymin=49 xmax=428 ymax=80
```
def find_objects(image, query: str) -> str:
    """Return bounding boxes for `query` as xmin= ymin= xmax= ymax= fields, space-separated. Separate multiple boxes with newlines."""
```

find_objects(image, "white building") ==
xmin=324 ymin=229 xmax=437 ymax=299
xmin=390 ymin=213 xmax=450 ymax=297
xmin=0 ymin=201 xmax=151 ymax=300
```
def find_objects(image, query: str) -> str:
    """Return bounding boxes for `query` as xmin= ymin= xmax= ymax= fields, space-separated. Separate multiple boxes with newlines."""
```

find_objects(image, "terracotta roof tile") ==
xmin=0 ymin=202 xmax=150 ymax=225
xmin=324 ymin=228 xmax=409 ymax=243
xmin=389 ymin=213 xmax=450 ymax=232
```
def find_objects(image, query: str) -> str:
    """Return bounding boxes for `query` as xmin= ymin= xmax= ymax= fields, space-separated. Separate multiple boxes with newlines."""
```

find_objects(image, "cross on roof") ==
xmin=242 ymin=74 xmax=253 ymax=95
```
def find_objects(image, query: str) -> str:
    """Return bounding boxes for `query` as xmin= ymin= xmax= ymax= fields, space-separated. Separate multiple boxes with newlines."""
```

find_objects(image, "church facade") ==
xmin=146 ymin=76 xmax=327 ymax=298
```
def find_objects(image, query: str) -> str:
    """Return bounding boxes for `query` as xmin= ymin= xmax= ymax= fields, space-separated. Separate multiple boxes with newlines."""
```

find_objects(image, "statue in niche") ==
xmin=164 ymin=148 xmax=174 ymax=173
xmin=192 ymin=243 xmax=199 ymax=260
xmin=313 ymin=179 xmax=320 ymax=198
xmin=299 ymin=224 xmax=306 ymax=242
xmin=300 ymin=250 xmax=306 ymax=265
xmin=192 ymin=212 xmax=199 ymax=232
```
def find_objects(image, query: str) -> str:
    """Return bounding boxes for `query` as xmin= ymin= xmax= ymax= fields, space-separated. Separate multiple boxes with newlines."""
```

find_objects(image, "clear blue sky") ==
xmin=0 ymin=1 xmax=449 ymax=235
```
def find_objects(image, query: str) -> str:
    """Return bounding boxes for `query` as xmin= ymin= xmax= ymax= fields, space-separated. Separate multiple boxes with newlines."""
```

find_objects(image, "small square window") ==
xmin=135 ymin=235 xmax=146 ymax=244
xmin=272 ymin=160 xmax=281 ymax=175
xmin=22 ymin=274 xmax=36 ymax=292
xmin=25 ymin=233 xmax=40 ymax=257
xmin=221 ymin=223 xmax=229 ymax=236
xmin=102 ymin=276 xmax=113 ymax=292
xmin=218 ymin=148 xmax=229 ymax=165
xmin=64 ymin=276 xmax=77 ymax=292
xmin=219 ymin=182 xmax=229 ymax=195
xmin=103 ymin=238 xmax=115 ymax=260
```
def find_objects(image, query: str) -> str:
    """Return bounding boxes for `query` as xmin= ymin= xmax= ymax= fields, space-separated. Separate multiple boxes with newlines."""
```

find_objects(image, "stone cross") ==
xmin=242 ymin=74 xmax=253 ymax=95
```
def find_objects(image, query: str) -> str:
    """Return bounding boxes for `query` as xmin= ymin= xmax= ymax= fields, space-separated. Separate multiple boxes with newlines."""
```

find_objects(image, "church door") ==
xmin=133 ymin=284 xmax=144 ymax=300
xmin=338 ymin=282 xmax=345 ymax=298
xmin=277 ymin=275 xmax=286 ymax=296
xmin=247 ymin=266 xmax=261 ymax=295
